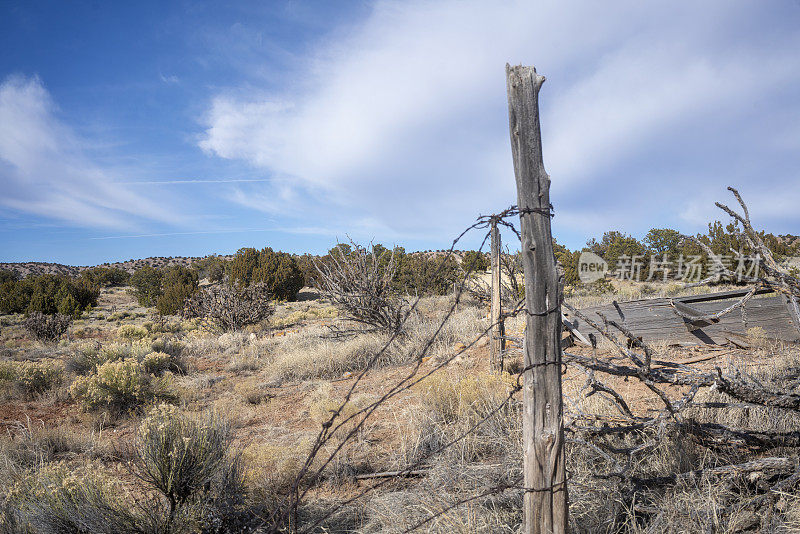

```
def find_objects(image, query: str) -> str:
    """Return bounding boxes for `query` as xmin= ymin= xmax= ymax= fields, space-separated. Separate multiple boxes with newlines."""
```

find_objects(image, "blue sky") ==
xmin=1 ymin=1 xmax=799 ymax=266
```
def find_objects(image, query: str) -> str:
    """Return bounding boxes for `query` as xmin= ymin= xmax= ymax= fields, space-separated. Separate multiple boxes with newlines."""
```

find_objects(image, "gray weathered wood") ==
xmin=506 ymin=64 xmax=568 ymax=533
xmin=785 ymin=295 xmax=800 ymax=336
xmin=490 ymin=221 xmax=506 ymax=371
xmin=562 ymin=312 xmax=591 ymax=346
xmin=573 ymin=291 xmax=800 ymax=345
xmin=670 ymin=299 xmax=721 ymax=331
xmin=679 ymin=287 xmax=771 ymax=303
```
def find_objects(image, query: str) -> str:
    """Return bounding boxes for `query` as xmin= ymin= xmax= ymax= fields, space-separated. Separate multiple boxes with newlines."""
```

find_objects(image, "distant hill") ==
xmin=0 ymin=250 xmax=478 ymax=279
xmin=2 ymin=234 xmax=796 ymax=280
xmin=0 ymin=255 xmax=234 ymax=279
xmin=0 ymin=262 xmax=85 ymax=278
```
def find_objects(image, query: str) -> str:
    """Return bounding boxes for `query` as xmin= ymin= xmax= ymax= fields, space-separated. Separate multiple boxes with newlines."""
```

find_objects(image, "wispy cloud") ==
xmin=0 ymin=75 xmax=184 ymax=229
xmin=159 ymin=72 xmax=180 ymax=84
xmin=118 ymin=178 xmax=271 ymax=185
xmin=90 ymin=228 xmax=274 ymax=240
xmin=199 ymin=0 xmax=800 ymax=243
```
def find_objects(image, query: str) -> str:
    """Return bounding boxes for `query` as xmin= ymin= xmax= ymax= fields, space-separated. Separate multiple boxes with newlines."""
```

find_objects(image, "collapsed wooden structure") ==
xmin=564 ymin=288 xmax=800 ymax=346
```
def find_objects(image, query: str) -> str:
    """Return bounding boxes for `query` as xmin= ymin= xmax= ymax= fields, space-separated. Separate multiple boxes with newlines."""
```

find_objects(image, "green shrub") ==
xmin=80 ymin=266 xmax=130 ymax=288
xmin=69 ymin=358 xmax=173 ymax=413
xmin=207 ymin=260 xmax=226 ymax=283
xmin=193 ymin=256 xmax=228 ymax=283
xmin=0 ymin=360 xmax=63 ymax=397
xmin=66 ymin=344 xmax=103 ymax=375
xmin=106 ymin=311 xmax=132 ymax=322
xmin=589 ymin=277 xmax=616 ymax=294
xmin=142 ymin=351 xmax=178 ymax=375
xmin=3 ymin=462 xmax=138 ymax=534
xmin=67 ymin=341 xmax=182 ymax=376
xmin=461 ymin=250 xmax=489 ymax=274
xmin=0 ymin=361 xmax=15 ymax=383
xmin=149 ymin=338 xmax=185 ymax=359
xmin=100 ymin=341 xmax=151 ymax=363
xmin=229 ymin=247 xmax=304 ymax=300
xmin=0 ymin=274 xmax=98 ymax=316
xmin=56 ymin=292 xmax=78 ymax=316
xmin=553 ymin=241 xmax=581 ymax=287
xmin=393 ymin=252 xmax=460 ymax=296
xmin=156 ymin=265 xmax=199 ymax=316
xmin=134 ymin=405 xmax=239 ymax=517
xmin=118 ymin=324 xmax=148 ymax=340
xmin=15 ymin=360 xmax=64 ymax=396
xmin=130 ymin=266 xmax=163 ymax=307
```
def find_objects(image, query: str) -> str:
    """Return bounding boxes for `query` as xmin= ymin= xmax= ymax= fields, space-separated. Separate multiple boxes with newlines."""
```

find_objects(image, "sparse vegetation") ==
xmin=0 ymin=212 xmax=798 ymax=532
xmin=0 ymin=359 xmax=64 ymax=398
xmin=80 ymin=266 xmax=131 ymax=288
xmin=118 ymin=324 xmax=148 ymax=340
xmin=460 ymin=250 xmax=489 ymax=274
xmin=133 ymin=405 xmax=245 ymax=526
xmin=2 ymin=461 xmax=138 ymax=534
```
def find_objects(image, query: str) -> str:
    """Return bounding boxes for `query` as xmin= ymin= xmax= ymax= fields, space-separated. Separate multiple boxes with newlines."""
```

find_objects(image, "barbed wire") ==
xmin=268 ymin=188 xmax=800 ymax=532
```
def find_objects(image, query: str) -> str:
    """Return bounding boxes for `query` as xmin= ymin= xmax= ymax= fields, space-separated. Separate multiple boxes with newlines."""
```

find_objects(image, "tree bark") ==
xmin=490 ymin=221 xmax=506 ymax=371
xmin=506 ymin=64 xmax=568 ymax=533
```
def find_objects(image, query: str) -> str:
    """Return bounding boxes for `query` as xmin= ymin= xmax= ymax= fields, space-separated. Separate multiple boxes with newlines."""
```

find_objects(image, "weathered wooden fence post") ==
xmin=490 ymin=219 xmax=506 ymax=371
xmin=506 ymin=64 xmax=568 ymax=533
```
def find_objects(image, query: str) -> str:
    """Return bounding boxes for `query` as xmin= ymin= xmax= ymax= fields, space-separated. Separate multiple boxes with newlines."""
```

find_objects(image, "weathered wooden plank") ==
xmin=678 ymin=288 xmax=772 ymax=303
xmin=571 ymin=292 xmax=800 ymax=345
xmin=668 ymin=300 xmax=721 ymax=331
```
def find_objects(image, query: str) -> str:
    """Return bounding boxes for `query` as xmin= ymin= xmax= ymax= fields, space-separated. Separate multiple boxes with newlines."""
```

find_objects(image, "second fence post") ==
xmin=490 ymin=219 xmax=505 ymax=371
xmin=505 ymin=64 xmax=568 ymax=533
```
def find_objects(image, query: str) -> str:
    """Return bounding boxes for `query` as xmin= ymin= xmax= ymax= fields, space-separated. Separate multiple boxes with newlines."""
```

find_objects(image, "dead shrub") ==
xmin=184 ymin=282 xmax=274 ymax=332
xmin=314 ymin=242 xmax=411 ymax=335
xmin=23 ymin=312 xmax=72 ymax=342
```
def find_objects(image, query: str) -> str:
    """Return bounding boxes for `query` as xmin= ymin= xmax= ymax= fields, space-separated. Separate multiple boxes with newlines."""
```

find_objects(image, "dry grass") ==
xmin=2 ymin=282 xmax=800 ymax=533
xmin=259 ymin=296 xmax=487 ymax=383
xmin=270 ymin=301 xmax=338 ymax=329
xmin=564 ymin=279 xmax=743 ymax=309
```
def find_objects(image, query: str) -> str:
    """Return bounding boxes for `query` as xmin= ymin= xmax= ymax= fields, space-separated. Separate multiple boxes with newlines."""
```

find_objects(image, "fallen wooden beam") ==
xmin=573 ymin=289 xmax=800 ymax=345
xmin=561 ymin=312 xmax=591 ymax=346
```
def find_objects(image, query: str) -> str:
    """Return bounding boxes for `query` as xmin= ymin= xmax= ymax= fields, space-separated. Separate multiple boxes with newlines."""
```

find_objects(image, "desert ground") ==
xmin=2 ymin=274 xmax=799 ymax=533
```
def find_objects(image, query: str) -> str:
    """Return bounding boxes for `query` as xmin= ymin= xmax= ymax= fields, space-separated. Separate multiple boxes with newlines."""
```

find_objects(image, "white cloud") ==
xmin=0 ymin=75 xmax=183 ymax=229
xmin=199 ymin=0 xmax=800 ymax=242
xmin=159 ymin=73 xmax=180 ymax=84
